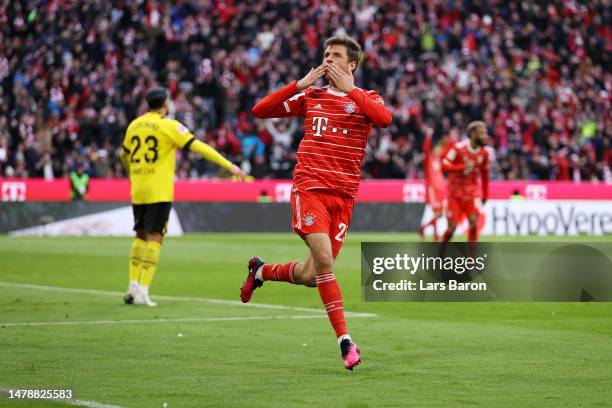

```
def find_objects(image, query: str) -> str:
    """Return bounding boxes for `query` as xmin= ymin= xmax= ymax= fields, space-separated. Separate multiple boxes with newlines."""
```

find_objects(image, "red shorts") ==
xmin=446 ymin=195 xmax=482 ymax=224
xmin=291 ymin=188 xmax=355 ymax=258
xmin=426 ymin=185 xmax=444 ymax=212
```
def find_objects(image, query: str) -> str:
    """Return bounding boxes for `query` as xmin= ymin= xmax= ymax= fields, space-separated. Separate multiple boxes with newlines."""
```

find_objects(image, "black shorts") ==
xmin=132 ymin=202 xmax=172 ymax=235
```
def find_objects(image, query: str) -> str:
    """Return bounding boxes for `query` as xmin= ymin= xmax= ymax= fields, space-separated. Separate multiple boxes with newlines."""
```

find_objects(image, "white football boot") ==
xmin=134 ymin=288 xmax=158 ymax=307
xmin=123 ymin=281 xmax=139 ymax=305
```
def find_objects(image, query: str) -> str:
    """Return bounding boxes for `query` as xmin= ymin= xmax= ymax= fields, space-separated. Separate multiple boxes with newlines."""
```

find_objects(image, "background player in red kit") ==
xmin=440 ymin=121 xmax=490 ymax=248
xmin=419 ymin=127 xmax=446 ymax=241
xmin=240 ymin=35 xmax=392 ymax=370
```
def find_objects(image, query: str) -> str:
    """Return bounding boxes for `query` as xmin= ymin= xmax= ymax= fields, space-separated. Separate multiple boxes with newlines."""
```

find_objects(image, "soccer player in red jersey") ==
xmin=418 ymin=127 xmax=446 ymax=241
xmin=439 ymin=121 xmax=490 ymax=252
xmin=240 ymin=35 xmax=392 ymax=370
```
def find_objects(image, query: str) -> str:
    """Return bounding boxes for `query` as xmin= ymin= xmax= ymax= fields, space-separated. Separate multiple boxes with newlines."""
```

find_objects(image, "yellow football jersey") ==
xmin=122 ymin=112 xmax=194 ymax=204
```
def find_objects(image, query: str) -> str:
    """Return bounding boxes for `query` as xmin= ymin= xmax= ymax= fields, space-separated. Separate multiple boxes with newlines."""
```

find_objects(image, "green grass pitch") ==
xmin=1 ymin=233 xmax=611 ymax=407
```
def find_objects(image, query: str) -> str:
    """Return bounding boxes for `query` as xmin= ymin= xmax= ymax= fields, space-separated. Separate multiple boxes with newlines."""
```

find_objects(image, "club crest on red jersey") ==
xmin=344 ymin=103 xmax=356 ymax=113
xmin=304 ymin=212 xmax=315 ymax=226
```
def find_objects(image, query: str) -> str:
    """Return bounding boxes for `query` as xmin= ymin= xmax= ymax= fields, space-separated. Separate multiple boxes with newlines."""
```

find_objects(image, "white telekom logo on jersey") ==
xmin=311 ymin=116 xmax=350 ymax=136
xmin=312 ymin=116 xmax=329 ymax=137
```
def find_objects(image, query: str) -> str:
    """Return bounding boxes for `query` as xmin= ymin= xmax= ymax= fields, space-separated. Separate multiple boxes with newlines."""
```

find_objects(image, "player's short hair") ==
xmin=466 ymin=121 xmax=487 ymax=136
xmin=324 ymin=35 xmax=362 ymax=68
xmin=146 ymin=87 xmax=169 ymax=110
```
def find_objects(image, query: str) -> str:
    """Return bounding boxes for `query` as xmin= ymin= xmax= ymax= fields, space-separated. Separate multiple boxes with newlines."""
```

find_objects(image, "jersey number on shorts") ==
xmin=335 ymin=222 xmax=348 ymax=242
xmin=130 ymin=135 xmax=159 ymax=163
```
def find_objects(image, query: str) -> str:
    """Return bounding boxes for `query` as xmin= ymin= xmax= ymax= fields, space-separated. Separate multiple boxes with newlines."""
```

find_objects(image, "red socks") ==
xmin=262 ymin=262 xmax=299 ymax=283
xmin=468 ymin=225 xmax=478 ymax=242
xmin=261 ymin=265 xmax=349 ymax=339
xmin=316 ymin=273 xmax=348 ymax=338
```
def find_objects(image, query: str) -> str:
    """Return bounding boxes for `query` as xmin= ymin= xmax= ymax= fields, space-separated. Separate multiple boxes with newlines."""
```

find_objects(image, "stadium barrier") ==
xmin=0 ymin=202 xmax=424 ymax=235
xmin=1 ymin=179 xmax=610 ymax=236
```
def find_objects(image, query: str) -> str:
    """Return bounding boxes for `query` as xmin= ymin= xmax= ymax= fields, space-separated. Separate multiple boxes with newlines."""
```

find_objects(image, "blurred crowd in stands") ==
xmin=1 ymin=0 xmax=610 ymax=182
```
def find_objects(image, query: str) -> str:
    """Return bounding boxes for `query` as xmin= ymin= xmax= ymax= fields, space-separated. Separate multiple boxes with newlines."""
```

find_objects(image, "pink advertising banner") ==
xmin=1 ymin=178 xmax=611 ymax=202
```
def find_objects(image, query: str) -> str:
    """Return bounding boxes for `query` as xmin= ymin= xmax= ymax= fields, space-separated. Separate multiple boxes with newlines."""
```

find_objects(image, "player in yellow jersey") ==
xmin=120 ymin=87 xmax=246 ymax=307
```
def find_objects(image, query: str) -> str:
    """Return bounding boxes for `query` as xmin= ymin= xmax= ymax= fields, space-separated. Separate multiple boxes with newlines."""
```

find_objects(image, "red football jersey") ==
xmin=442 ymin=140 xmax=490 ymax=199
xmin=252 ymin=82 xmax=391 ymax=197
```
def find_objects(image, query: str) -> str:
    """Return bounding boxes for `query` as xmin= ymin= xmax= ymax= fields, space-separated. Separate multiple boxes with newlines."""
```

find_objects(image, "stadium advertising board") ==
xmin=482 ymin=200 xmax=612 ymax=236
xmin=421 ymin=200 xmax=612 ymax=236
xmin=1 ymin=179 xmax=611 ymax=202
xmin=2 ymin=179 xmax=610 ymax=236
xmin=7 ymin=205 xmax=183 ymax=237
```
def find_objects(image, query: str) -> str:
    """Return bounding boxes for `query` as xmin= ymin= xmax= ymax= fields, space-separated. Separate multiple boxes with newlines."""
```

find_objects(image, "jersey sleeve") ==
xmin=283 ymin=91 xmax=307 ymax=117
xmin=347 ymin=88 xmax=392 ymax=128
xmin=441 ymin=145 xmax=465 ymax=172
xmin=189 ymin=139 xmax=233 ymax=170
xmin=252 ymin=81 xmax=306 ymax=118
xmin=165 ymin=119 xmax=196 ymax=148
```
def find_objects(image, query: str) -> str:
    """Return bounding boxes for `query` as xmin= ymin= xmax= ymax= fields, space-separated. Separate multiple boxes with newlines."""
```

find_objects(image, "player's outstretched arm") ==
xmin=422 ymin=130 xmax=433 ymax=179
xmin=252 ymin=82 xmax=300 ymax=118
xmin=252 ymin=65 xmax=325 ymax=119
xmin=188 ymin=139 xmax=246 ymax=180
xmin=422 ymin=127 xmax=433 ymax=152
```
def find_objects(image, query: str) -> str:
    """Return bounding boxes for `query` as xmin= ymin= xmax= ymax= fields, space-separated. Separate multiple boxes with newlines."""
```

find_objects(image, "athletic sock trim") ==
xmin=337 ymin=334 xmax=352 ymax=345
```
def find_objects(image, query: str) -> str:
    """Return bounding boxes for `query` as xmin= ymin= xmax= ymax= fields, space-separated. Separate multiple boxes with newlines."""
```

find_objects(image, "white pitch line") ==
xmin=0 ymin=282 xmax=376 ymax=318
xmin=0 ymin=386 xmax=123 ymax=408
xmin=1 ymin=314 xmax=334 ymax=328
